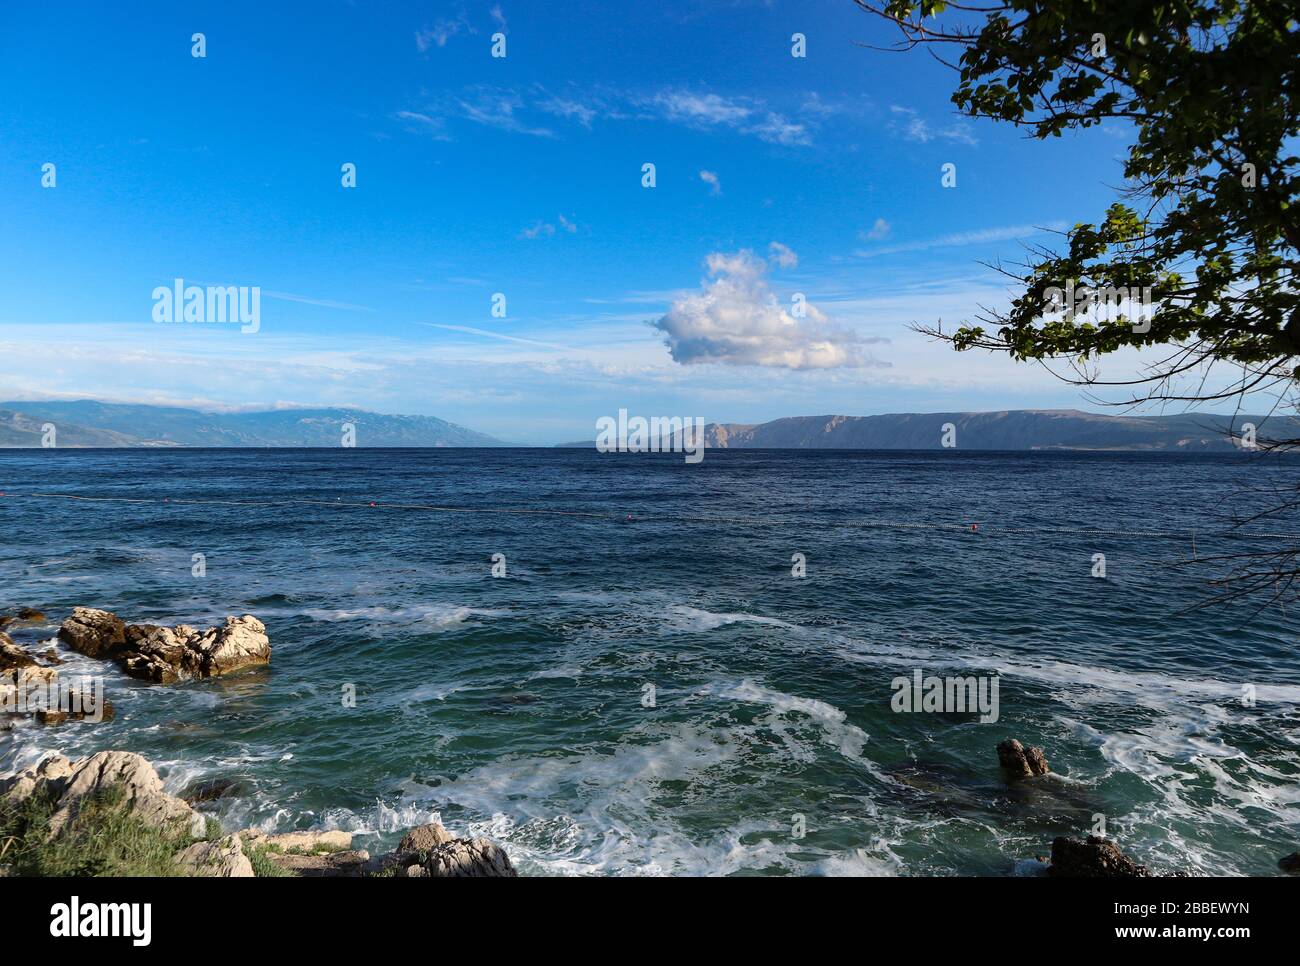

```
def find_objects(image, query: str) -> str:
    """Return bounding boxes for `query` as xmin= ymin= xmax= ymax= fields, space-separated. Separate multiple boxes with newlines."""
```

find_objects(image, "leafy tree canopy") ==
xmin=857 ymin=1 xmax=1300 ymax=406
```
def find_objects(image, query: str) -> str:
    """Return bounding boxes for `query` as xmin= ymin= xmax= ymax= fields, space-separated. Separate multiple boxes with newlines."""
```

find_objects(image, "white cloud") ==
xmin=855 ymin=221 xmax=1068 ymax=258
xmin=519 ymin=221 xmax=556 ymax=239
xmin=457 ymin=92 xmax=555 ymax=137
xmin=401 ymin=86 xmax=818 ymax=146
xmin=535 ymin=96 xmax=598 ymax=127
xmin=519 ymin=214 xmax=578 ymax=239
xmin=649 ymin=90 xmax=810 ymax=145
xmin=394 ymin=110 xmax=452 ymax=140
xmin=889 ymin=105 xmax=978 ymax=146
xmin=490 ymin=5 xmax=507 ymax=31
xmin=768 ymin=241 xmax=798 ymax=268
xmin=861 ymin=218 xmax=891 ymax=241
xmin=699 ymin=170 xmax=721 ymax=195
xmin=652 ymin=250 xmax=872 ymax=369
xmin=415 ymin=15 xmax=475 ymax=52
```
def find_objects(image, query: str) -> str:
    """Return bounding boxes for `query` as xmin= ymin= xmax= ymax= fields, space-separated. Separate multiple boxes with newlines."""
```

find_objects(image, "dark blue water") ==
xmin=1 ymin=449 xmax=1297 ymax=875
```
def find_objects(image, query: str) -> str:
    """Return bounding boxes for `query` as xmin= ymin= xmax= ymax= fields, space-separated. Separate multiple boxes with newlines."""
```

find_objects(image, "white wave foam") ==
xmin=301 ymin=604 xmax=507 ymax=627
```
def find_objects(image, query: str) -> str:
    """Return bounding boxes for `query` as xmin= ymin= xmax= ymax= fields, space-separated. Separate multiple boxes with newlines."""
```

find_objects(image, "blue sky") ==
xmin=1 ymin=0 xmax=1160 ymax=443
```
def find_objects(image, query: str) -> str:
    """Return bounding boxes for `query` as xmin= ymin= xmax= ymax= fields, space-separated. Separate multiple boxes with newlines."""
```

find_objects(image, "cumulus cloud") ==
xmin=699 ymin=170 xmax=721 ymax=195
xmin=652 ymin=249 xmax=869 ymax=369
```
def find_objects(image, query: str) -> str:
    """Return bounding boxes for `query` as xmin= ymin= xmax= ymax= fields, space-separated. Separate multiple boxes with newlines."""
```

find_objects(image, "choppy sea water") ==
xmin=1 ymin=448 xmax=1297 ymax=876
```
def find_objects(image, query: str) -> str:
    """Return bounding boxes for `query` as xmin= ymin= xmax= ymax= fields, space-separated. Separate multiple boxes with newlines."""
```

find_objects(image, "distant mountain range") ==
xmin=560 ymin=410 xmax=1297 ymax=452
xmin=1 ymin=401 xmax=1292 ymax=450
xmin=0 ymin=400 xmax=504 ymax=447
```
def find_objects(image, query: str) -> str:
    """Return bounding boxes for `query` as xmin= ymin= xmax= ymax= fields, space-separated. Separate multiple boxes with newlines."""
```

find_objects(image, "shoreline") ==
xmin=6 ymin=605 xmax=1293 ymax=877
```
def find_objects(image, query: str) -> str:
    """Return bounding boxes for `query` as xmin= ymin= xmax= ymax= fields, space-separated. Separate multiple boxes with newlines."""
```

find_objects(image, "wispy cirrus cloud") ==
xmin=518 ymin=214 xmax=579 ymax=239
xmin=643 ymin=89 xmax=810 ymax=145
xmin=889 ymin=105 xmax=978 ymax=146
xmin=860 ymin=218 xmax=891 ymax=241
xmin=854 ymin=221 xmax=1068 ymax=258
xmin=456 ymin=91 xmax=555 ymax=137
xmin=394 ymin=110 xmax=452 ymax=140
xmin=415 ymin=12 xmax=475 ymax=52
xmin=399 ymin=85 xmax=817 ymax=145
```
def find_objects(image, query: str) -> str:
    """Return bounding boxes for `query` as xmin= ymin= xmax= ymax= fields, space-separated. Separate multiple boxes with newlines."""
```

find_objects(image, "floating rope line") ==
xmin=5 ymin=489 xmax=1300 ymax=543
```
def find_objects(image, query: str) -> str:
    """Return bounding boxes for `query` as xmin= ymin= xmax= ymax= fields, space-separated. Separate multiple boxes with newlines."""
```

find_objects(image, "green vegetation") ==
xmin=0 ymin=784 xmax=198 ymax=877
xmin=245 ymin=842 xmax=296 ymax=877
xmin=859 ymin=1 xmax=1300 ymax=409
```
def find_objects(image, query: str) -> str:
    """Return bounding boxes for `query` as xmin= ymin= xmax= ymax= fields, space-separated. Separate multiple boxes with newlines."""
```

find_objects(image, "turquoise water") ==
xmin=1 ymin=448 xmax=1297 ymax=875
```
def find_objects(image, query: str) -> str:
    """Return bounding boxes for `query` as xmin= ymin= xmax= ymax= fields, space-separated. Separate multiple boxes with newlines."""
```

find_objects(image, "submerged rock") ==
xmin=58 ymin=608 xmax=127 ymax=658
xmin=1048 ymin=835 xmax=1149 ymax=877
xmin=0 ymin=608 xmax=48 ymax=631
xmin=35 ymin=690 xmax=115 ymax=727
xmin=181 ymin=777 xmax=248 ymax=805
xmin=997 ymin=739 xmax=1051 ymax=780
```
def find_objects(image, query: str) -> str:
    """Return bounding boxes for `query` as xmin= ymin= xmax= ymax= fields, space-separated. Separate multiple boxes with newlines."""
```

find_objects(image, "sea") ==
xmin=1 ymin=448 xmax=1297 ymax=876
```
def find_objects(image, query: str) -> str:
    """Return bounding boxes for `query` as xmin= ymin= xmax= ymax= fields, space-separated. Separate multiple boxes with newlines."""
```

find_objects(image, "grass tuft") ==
xmin=0 ymin=784 xmax=201 ymax=877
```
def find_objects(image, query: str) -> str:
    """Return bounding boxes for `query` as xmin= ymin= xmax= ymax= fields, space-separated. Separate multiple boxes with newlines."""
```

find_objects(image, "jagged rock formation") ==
xmin=0 ymin=751 xmax=202 ymax=838
xmin=997 ymin=739 xmax=1051 ymax=780
xmin=57 ymin=607 xmax=126 ymax=658
xmin=377 ymin=822 xmax=518 ymax=878
xmin=58 ymin=609 xmax=270 ymax=683
xmin=1048 ymin=835 xmax=1150 ymax=877
xmin=176 ymin=834 xmax=254 ymax=877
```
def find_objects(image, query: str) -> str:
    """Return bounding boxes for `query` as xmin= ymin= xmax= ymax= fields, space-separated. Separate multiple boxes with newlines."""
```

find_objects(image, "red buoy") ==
xmin=971 ymin=523 xmax=978 ymax=532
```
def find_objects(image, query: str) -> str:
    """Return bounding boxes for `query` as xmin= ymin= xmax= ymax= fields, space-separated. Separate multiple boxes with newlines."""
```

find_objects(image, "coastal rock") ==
xmin=1279 ymin=852 xmax=1300 ymax=875
xmin=35 ymin=690 xmax=114 ymax=726
xmin=182 ymin=777 xmax=248 ymax=805
xmin=1047 ymin=835 xmax=1149 ymax=877
xmin=997 ymin=739 xmax=1051 ymax=780
xmin=122 ymin=625 xmax=196 ymax=683
xmin=375 ymin=822 xmax=517 ymax=877
xmin=0 ymin=637 xmax=37 ymax=672
xmin=188 ymin=615 xmax=271 ymax=677
xmin=58 ymin=608 xmax=126 ymax=658
xmin=0 ymin=751 xmax=198 ymax=838
xmin=396 ymin=822 xmax=454 ymax=854
xmin=123 ymin=616 xmax=269 ymax=683
xmin=267 ymin=849 xmax=372 ymax=877
xmin=241 ymin=828 xmax=353 ymax=852
xmin=0 ymin=753 xmax=73 ymax=805
xmin=175 ymin=834 xmax=255 ymax=878
xmin=419 ymin=837 xmax=517 ymax=877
